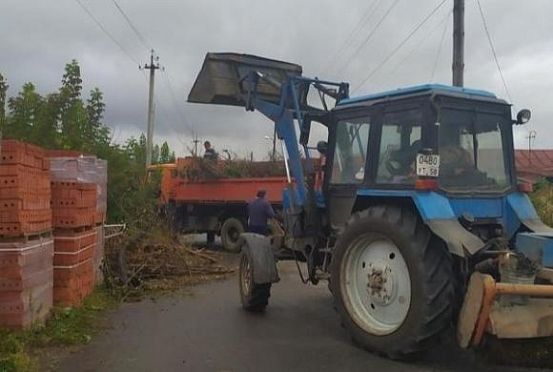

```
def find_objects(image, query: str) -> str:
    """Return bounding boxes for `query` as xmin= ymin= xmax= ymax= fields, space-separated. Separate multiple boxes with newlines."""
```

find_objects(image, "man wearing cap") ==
xmin=247 ymin=189 xmax=275 ymax=235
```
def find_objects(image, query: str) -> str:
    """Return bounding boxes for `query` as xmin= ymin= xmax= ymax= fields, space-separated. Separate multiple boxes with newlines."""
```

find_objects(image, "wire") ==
xmin=73 ymin=0 xmax=139 ymax=65
xmin=340 ymin=0 xmax=402 ymax=74
xmin=320 ymin=0 xmax=381 ymax=75
xmin=161 ymin=70 xmax=196 ymax=137
xmin=430 ymin=11 xmax=451 ymax=81
xmin=352 ymin=0 xmax=449 ymax=93
xmin=475 ymin=0 xmax=513 ymax=103
xmin=110 ymin=0 xmax=151 ymax=50
xmin=107 ymin=1 xmax=195 ymax=139
xmin=387 ymin=9 xmax=451 ymax=77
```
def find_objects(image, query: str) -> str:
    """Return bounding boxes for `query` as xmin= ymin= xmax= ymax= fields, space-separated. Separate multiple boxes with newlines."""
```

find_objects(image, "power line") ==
xmin=107 ymin=0 xmax=195 ymax=139
xmin=73 ymin=0 xmax=139 ymax=65
xmin=161 ymin=69 xmax=196 ymax=137
xmin=430 ymin=10 xmax=451 ymax=81
xmin=475 ymin=0 xmax=513 ymax=103
xmin=387 ymin=9 xmax=451 ymax=77
xmin=320 ymin=0 xmax=381 ymax=75
xmin=352 ymin=0 xmax=449 ymax=93
xmin=340 ymin=0 xmax=402 ymax=74
xmin=109 ymin=0 xmax=151 ymax=50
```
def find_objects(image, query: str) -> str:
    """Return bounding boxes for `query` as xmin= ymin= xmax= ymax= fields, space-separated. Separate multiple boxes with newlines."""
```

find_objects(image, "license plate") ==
xmin=416 ymin=154 xmax=440 ymax=177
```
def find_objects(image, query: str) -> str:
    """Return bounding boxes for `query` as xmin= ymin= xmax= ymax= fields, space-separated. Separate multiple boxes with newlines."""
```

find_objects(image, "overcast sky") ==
xmin=1 ymin=0 xmax=552 ymax=158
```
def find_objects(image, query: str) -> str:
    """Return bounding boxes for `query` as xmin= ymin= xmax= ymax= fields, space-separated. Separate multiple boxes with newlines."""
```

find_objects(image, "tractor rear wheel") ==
xmin=221 ymin=218 xmax=245 ymax=252
xmin=330 ymin=205 xmax=454 ymax=359
xmin=239 ymin=252 xmax=271 ymax=312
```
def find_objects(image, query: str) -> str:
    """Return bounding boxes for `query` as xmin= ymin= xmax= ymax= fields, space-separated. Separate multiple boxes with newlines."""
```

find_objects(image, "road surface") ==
xmin=58 ymin=259 xmax=530 ymax=372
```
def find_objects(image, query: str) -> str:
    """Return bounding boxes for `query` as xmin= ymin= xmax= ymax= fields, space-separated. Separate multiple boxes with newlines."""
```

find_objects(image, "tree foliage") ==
xmin=1 ymin=61 xmax=175 ymax=224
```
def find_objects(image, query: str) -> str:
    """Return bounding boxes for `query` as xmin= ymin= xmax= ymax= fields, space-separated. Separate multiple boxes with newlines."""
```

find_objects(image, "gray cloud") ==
xmin=1 ymin=0 xmax=552 ymax=158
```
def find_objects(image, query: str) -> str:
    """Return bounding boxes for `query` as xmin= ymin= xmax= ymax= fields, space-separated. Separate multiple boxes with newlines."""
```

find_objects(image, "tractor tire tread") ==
xmin=243 ymin=283 xmax=271 ymax=312
xmin=330 ymin=204 xmax=455 ymax=359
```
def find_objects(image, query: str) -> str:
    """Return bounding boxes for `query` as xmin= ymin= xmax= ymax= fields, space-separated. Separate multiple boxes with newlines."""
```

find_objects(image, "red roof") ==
xmin=515 ymin=150 xmax=553 ymax=178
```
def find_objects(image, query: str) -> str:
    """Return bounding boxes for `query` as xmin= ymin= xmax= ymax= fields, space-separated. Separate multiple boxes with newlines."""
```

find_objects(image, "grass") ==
xmin=0 ymin=287 xmax=118 ymax=372
xmin=530 ymin=179 xmax=553 ymax=227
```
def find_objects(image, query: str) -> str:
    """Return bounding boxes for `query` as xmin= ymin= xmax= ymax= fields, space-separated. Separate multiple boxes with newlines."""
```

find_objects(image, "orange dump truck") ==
xmin=156 ymin=157 xmax=288 ymax=251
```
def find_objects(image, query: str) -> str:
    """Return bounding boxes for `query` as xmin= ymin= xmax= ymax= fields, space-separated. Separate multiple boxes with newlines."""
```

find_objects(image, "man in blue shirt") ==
xmin=247 ymin=189 xmax=275 ymax=235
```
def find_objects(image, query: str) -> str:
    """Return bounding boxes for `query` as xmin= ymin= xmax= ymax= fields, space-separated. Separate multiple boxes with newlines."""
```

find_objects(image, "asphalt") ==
xmin=57 ymin=258 xmax=534 ymax=372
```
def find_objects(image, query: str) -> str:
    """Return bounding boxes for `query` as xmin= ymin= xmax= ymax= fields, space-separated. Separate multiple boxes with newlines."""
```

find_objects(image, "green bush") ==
xmin=530 ymin=179 xmax=553 ymax=227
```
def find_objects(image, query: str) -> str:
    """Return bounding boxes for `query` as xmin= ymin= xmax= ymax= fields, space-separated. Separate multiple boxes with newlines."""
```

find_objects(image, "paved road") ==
xmin=58 ymin=259 xmax=528 ymax=372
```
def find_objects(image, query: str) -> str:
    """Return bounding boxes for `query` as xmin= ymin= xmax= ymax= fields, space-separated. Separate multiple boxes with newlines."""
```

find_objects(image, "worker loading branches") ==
xmin=203 ymin=140 xmax=218 ymax=160
xmin=247 ymin=189 xmax=276 ymax=235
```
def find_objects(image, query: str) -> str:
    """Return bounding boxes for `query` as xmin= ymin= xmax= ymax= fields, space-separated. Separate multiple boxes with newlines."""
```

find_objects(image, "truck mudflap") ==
xmin=457 ymin=269 xmax=553 ymax=348
xmin=238 ymin=233 xmax=280 ymax=284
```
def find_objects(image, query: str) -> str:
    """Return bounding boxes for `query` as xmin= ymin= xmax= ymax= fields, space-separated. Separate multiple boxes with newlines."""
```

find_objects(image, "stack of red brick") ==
xmin=0 ymin=140 xmax=53 ymax=329
xmin=51 ymin=181 xmax=98 ymax=306
xmin=49 ymin=155 xmax=107 ymax=284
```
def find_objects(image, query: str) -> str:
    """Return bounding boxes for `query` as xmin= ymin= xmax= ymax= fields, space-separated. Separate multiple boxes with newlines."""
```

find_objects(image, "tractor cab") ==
xmin=324 ymin=84 xmax=523 ymax=228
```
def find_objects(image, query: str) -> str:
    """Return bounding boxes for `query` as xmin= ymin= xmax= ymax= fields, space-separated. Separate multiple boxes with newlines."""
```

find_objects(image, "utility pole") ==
xmin=192 ymin=134 xmax=200 ymax=157
xmin=527 ymin=130 xmax=537 ymax=165
xmin=272 ymin=127 xmax=277 ymax=162
xmin=452 ymin=0 xmax=465 ymax=87
xmin=140 ymin=49 xmax=161 ymax=168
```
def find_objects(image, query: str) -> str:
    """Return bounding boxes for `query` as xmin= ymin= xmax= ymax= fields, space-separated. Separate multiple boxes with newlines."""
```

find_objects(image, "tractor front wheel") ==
xmin=239 ymin=252 xmax=271 ymax=312
xmin=330 ymin=205 xmax=454 ymax=359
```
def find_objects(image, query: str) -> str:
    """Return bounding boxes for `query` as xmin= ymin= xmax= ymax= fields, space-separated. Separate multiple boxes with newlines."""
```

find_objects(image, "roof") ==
xmin=515 ymin=150 xmax=553 ymax=177
xmin=338 ymin=84 xmax=499 ymax=106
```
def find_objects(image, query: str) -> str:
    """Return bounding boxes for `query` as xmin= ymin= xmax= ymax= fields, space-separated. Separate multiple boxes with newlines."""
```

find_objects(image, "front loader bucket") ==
xmin=458 ymin=270 xmax=553 ymax=348
xmin=187 ymin=52 xmax=302 ymax=107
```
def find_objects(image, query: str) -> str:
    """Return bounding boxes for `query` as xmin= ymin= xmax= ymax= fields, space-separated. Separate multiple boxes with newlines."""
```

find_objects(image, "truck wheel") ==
xmin=221 ymin=218 xmax=245 ymax=252
xmin=239 ymin=252 xmax=271 ymax=312
xmin=166 ymin=202 xmax=180 ymax=234
xmin=330 ymin=205 xmax=454 ymax=359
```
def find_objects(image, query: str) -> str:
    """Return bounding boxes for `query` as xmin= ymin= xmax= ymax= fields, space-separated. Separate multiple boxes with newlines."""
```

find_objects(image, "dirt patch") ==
xmin=479 ymin=337 xmax=553 ymax=369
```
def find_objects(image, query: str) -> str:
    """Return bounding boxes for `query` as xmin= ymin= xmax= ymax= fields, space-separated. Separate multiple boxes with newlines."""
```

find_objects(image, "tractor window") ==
xmin=331 ymin=118 xmax=371 ymax=184
xmin=439 ymin=109 xmax=510 ymax=191
xmin=376 ymin=110 xmax=422 ymax=185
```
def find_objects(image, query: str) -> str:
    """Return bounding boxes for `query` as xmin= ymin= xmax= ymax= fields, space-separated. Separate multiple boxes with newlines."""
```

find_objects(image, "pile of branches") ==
xmin=178 ymin=157 xmax=286 ymax=180
xmin=103 ymin=228 xmax=235 ymax=298
xmin=125 ymin=243 xmax=233 ymax=282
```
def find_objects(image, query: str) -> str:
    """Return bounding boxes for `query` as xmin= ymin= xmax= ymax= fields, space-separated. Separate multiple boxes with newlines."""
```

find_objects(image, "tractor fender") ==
xmin=238 ymin=233 xmax=280 ymax=284
xmin=426 ymin=219 xmax=485 ymax=257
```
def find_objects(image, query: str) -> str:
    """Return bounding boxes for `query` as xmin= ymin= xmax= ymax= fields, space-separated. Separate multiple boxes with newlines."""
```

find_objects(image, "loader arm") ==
xmin=188 ymin=52 xmax=349 ymax=211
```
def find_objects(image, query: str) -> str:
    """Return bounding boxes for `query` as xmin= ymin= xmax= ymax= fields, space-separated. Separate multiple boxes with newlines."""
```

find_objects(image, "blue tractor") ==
xmin=188 ymin=53 xmax=553 ymax=358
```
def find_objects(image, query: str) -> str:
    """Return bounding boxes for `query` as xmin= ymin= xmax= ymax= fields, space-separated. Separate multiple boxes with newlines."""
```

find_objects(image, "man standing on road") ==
xmin=247 ymin=189 xmax=275 ymax=235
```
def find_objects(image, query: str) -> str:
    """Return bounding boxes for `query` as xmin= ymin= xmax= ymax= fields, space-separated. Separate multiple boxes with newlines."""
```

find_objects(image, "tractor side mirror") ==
xmin=316 ymin=141 xmax=328 ymax=155
xmin=515 ymin=109 xmax=531 ymax=125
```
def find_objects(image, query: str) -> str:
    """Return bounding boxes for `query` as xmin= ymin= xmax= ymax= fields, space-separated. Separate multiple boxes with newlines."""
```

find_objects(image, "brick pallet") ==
xmin=50 ymin=178 xmax=98 ymax=306
xmin=0 ymin=237 xmax=54 ymax=328
xmin=53 ymin=258 xmax=94 ymax=305
xmin=49 ymin=155 xmax=107 ymax=284
xmin=0 ymin=140 xmax=54 ymax=329
xmin=0 ymin=141 xmax=52 ymax=240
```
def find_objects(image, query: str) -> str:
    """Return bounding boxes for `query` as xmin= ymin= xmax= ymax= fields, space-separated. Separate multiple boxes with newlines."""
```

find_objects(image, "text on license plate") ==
xmin=416 ymin=154 xmax=440 ymax=177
